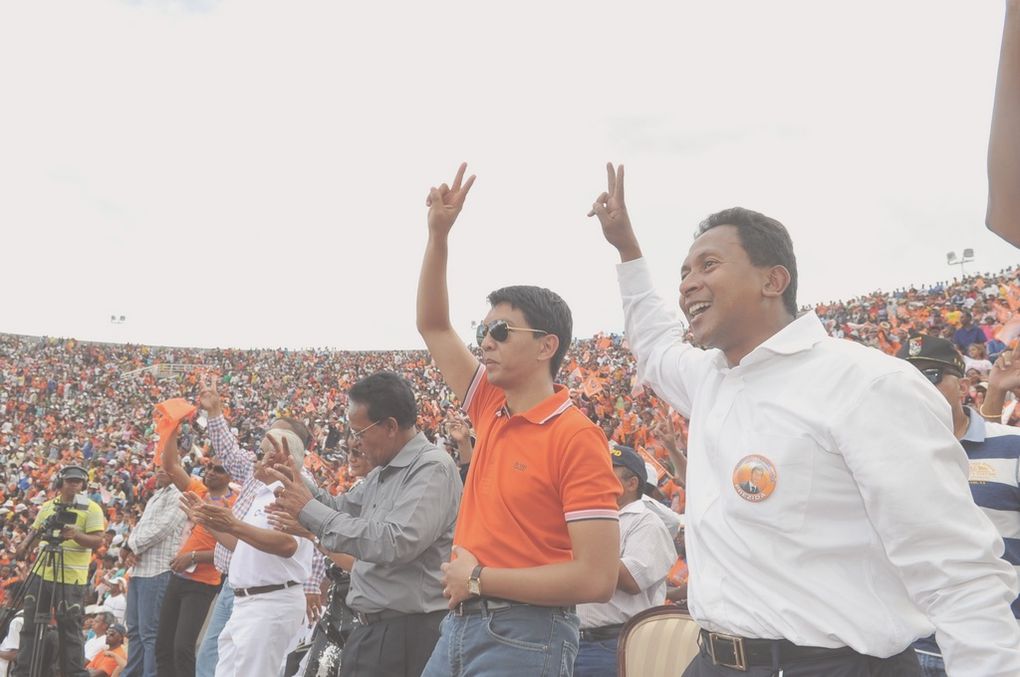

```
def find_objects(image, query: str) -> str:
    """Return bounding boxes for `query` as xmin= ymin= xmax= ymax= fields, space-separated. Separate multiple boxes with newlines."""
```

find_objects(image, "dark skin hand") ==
xmin=264 ymin=448 xmax=313 ymax=519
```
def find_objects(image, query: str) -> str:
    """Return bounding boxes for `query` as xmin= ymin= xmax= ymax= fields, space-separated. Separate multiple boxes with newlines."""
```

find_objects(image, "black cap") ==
xmin=609 ymin=445 xmax=648 ymax=488
xmin=109 ymin=623 xmax=127 ymax=636
xmin=895 ymin=335 xmax=965 ymax=376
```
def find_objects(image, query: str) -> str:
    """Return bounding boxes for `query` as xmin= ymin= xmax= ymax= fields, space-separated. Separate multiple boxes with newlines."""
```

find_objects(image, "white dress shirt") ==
xmin=618 ymin=257 xmax=1020 ymax=676
xmin=228 ymin=480 xmax=313 ymax=590
xmin=578 ymin=498 xmax=676 ymax=629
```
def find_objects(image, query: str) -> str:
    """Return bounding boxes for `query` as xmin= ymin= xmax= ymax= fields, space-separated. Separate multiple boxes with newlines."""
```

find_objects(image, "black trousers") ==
xmin=155 ymin=575 xmax=218 ymax=677
xmin=12 ymin=578 xmax=88 ymax=677
xmin=683 ymin=646 xmax=923 ymax=677
xmin=338 ymin=610 xmax=445 ymax=677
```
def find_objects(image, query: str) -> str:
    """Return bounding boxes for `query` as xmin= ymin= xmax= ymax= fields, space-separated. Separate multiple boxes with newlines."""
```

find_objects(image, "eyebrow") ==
xmin=680 ymin=249 xmax=721 ymax=275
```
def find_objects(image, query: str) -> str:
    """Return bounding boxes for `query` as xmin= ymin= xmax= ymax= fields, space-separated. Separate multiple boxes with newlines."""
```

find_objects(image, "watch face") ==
xmin=468 ymin=580 xmax=480 ymax=595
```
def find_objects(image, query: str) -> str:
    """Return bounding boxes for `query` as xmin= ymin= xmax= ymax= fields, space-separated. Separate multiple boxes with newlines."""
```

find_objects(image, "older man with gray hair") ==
xmin=184 ymin=421 xmax=316 ymax=677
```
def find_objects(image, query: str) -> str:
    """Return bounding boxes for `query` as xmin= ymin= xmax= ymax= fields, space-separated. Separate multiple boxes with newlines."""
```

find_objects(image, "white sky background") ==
xmin=1 ymin=0 xmax=1018 ymax=350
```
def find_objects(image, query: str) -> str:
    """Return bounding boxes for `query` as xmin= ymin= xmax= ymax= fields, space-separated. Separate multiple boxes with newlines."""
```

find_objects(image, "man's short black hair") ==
xmin=275 ymin=416 xmax=311 ymax=448
xmin=349 ymin=372 xmax=418 ymax=429
xmin=698 ymin=207 xmax=799 ymax=317
xmin=487 ymin=285 xmax=572 ymax=378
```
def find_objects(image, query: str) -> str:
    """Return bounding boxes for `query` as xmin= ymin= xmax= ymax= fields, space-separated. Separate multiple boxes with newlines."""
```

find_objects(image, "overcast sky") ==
xmin=1 ymin=0 xmax=1018 ymax=350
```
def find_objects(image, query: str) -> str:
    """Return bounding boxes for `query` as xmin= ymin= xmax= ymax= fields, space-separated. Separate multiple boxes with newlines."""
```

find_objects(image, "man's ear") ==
xmin=537 ymin=333 xmax=560 ymax=363
xmin=762 ymin=265 xmax=791 ymax=301
xmin=959 ymin=377 xmax=971 ymax=398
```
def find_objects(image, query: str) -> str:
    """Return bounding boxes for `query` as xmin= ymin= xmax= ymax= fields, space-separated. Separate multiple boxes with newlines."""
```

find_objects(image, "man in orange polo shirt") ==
xmin=154 ymin=427 xmax=235 ymax=677
xmin=417 ymin=163 xmax=621 ymax=676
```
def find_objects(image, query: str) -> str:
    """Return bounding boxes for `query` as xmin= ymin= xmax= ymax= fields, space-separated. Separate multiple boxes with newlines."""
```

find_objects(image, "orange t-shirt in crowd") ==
xmin=175 ymin=477 xmax=236 ymax=586
xmin=455 ymin=365 xmax=621 ymax=570
xmin=86 ymin=643 xmax=126 ymax=676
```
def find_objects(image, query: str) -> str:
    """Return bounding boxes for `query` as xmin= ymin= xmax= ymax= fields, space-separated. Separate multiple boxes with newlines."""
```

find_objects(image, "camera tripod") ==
xmin=0 ymin=537 xmax=78 ymax=677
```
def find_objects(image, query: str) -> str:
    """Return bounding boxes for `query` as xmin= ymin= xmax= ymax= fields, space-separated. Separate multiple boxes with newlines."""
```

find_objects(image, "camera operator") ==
xmin=11 ymin=465 xmax=105 ymax=677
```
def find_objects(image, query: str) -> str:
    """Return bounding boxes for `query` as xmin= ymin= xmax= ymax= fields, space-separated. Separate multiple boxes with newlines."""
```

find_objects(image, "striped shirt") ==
xmin=208 ymin=416 xmax=324 ymax=594
xmin=962 ymin=408 xmax=1020 ymax=617
xmin=915 ymin=407 xmax=1020 ymax=656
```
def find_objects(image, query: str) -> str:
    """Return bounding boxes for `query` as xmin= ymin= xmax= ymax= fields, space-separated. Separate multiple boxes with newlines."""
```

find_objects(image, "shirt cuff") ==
xmin=299 ymin=499 xmax=337 ymax=540
xmin=621 ymin=555 xmax=653 ymax=590
xmin=616 ymin=257 xmax=652 ymax=293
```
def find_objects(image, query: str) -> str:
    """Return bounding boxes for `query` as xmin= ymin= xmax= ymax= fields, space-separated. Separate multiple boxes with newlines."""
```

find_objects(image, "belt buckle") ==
xmin=453 ymin=603 xmax=465 ymax=617
xmin=708 ymin=632 xmax=747 ymax=672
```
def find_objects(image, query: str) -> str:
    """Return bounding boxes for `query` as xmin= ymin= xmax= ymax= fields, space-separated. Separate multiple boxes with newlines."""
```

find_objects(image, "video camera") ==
xmin=39 ymin=500 xmax=89 ymax=545
xmin=39 ymin=466 xmax=92 ymax=545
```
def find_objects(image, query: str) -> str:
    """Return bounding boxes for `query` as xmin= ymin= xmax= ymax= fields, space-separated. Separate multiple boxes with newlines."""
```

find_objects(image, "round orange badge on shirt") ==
xmin=732 ymin=455 xmax=777 ymax=502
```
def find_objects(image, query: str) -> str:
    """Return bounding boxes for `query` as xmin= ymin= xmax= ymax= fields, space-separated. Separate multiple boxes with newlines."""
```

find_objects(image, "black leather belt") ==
xmin=579 ymin=624 xmax=624 ymax=642
xmin=354 ymin=608 xmax=411 ymax=625
xmin=699 ymin=630 xmax=855 ymax=671
xmin=453 ymin=597 xmax=575 ymax=617
xmin=233 ymin=580 xmax=300 ymax=598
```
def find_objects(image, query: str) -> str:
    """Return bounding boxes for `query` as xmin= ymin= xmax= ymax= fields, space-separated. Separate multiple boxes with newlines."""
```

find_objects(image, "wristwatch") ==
xmin=467 ymin=565 xmax=484 ymax=597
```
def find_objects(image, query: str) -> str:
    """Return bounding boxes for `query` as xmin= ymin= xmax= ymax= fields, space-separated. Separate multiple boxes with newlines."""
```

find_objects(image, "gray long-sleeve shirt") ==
xmin=299 ymin=432 xmax=461 ymax=614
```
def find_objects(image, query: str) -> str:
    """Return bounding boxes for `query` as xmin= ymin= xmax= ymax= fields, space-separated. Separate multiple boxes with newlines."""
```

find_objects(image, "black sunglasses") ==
xmin=476 ymin=319 xmax=549 ymax=344
xmin=921 ymin=366 xmax=960 ymax=385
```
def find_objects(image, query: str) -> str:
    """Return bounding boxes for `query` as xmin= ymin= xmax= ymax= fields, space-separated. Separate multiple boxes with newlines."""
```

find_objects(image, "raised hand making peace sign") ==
xmin=198 ymin=372 xmax=223 ymax=419
xmin=587 ymin=162 xmax=642 ymax=262
xmin=426 ymin=162 xmax=476 ymax=237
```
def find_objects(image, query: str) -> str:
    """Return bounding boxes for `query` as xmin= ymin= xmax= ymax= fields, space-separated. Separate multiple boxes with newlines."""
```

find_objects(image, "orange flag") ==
xmin=153 ymin=398 xmax=197 ymax=466
xmin=636 ymin=446 xmax=672 ymax=484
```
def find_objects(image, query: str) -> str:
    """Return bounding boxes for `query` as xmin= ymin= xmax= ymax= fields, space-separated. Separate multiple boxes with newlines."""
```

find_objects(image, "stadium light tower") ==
xmin=946 ymin=248 xmax=975 ymax=276
xmin=110 ymin=315 xmax=127 ymax=324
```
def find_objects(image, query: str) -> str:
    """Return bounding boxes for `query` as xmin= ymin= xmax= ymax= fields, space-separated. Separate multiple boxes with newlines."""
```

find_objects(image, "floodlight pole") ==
xmin=946 ymin=250 xmax=975 ymax=276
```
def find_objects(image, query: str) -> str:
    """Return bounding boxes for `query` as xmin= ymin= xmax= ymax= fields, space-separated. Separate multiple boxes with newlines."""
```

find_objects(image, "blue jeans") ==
xmin=123 ymin=571 xmax=170 ymax=677
xmin=915 ymin=651 xmax=946 ymax=677
xmin=574 ymin=638 xmax=619 ymax=677
xmin=194 ymin=583 xmax=234 ymax=677
xmin=421 ymin=604 xmax=580 ymax=677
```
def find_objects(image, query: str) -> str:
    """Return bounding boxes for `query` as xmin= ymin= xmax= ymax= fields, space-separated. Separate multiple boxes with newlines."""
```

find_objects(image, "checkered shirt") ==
xmin=208 ymin=415 xmax=324 ymax=594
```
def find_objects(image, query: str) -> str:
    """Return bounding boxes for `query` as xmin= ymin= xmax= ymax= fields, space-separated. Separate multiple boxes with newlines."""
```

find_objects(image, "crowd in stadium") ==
xmin=0 ymin=259 xmax=1017 ymax=676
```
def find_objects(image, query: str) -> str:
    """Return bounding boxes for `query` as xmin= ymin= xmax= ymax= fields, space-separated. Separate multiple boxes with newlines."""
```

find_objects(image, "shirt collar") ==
xmin=962 ymin=406 xmax=987 ymax=443
xmin=497 ymin=384 xmax=574 ymax=424
xmin=385 ymin=431 xmax=430 ymax=469
xmin=620 ymin=498 xmax=647 ymax=516
xmin=732 ymin=312 xmax=828 ymax=369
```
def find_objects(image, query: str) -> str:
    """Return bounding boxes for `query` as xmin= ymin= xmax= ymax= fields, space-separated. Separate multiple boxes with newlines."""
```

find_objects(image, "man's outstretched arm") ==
xmin=987 ymin=1 xmax=1020 ymax=246
xmin=416 ymin=162 xmax=480 ymax=401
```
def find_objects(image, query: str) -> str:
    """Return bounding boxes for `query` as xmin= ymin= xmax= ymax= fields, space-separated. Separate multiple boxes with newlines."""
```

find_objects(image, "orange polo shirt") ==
xmin=456 ymin=365 xmax=620 ymax=569
xmin=176 ymin=478 xmax=235 ymax=586
xmin=86 ymin=643 xmax=126 ymax=676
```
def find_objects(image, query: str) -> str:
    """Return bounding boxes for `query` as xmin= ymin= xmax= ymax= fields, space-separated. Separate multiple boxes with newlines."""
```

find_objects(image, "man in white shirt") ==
xmin=587 ymin=164 xmax=1020 ymax=676
xmin=84 ymin=612 xmax=114 ymax=661
xmin=102 ymin=578 xmax=127 ymax=624
xmin=575 ymin=446 xmax=675 ymax=677
xmin=0 ymin=611 xmax=22 ymax=677
xmin=184 ymin=428 xmax=314 ymax=677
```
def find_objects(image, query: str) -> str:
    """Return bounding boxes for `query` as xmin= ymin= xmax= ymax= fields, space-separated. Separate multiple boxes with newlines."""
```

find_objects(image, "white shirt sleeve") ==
xmin=834 ymin=369 xmax=1020 ymax=676
xmin=620 ymin=512 xmax=677 ymax=592
xmin=617 ymin=258 xmax=715 ymax=417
